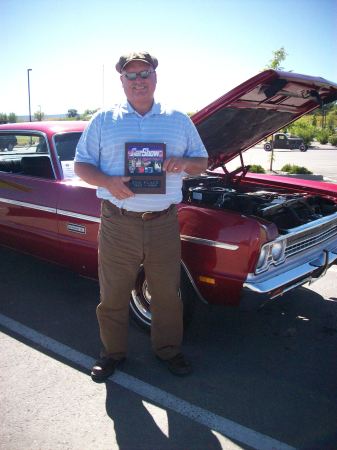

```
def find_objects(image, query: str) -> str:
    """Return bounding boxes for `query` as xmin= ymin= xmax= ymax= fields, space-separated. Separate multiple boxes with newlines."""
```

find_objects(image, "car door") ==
xmin=0 ymin=131 xmax=60 ymax=261
xmin=56 ymin=181 xmax=100 ymax=278
xmin=51 ymin=130 xmax=101 ymax=278
xmin=273 ymin=134 xmax=286 ymax=149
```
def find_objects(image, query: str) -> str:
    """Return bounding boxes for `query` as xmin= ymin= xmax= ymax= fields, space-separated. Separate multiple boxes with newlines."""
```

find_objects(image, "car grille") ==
xmin=285 ymin=217 xmax=337 ymax=257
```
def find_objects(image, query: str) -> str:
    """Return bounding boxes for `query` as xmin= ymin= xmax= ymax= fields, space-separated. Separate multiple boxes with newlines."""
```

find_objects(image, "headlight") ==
xmin=271 ymin=241 xmax=286 ymax=262
xmin=256 ymin=246 xmax=269 ymax=271
xmin=255 ymin=240 xmax=286 ymax=274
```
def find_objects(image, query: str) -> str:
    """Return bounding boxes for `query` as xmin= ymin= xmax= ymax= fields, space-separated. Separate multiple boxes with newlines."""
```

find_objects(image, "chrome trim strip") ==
xmin=0 ymin=197 xmax=56 ymax=214
xmin=0 ymin=198 xmax=101 ymax=223
xmin=282 ymin=211 xmax=337 ymax=235
xmin=57 ymin=209 xmax=101 ymax=223
xmin=180 ymin=234 xmax=239 ymax=251
xmin=0 ymin=198 xmax=239 ymax=246
xmin=181 ymin=260 xmax=208 ymax=305
xmin=285 ymin=224 xmax=337 ymax=257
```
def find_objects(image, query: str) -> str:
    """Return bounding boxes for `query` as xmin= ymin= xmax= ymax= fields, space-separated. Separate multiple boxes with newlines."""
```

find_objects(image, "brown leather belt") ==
xmin=108 ymin=202 xmax=175 ymax=221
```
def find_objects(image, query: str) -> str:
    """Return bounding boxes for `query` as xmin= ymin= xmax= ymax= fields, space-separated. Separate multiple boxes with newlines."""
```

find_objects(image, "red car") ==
xmin=1 ymin=70 xmax=337 ymax=329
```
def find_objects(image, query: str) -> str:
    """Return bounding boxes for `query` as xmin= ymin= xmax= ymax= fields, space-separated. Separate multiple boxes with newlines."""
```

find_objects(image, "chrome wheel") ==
xmin=129 ymin=266 xmax=195 ymax=331
xmin=130 ymin=270 xmax=152 ymax=328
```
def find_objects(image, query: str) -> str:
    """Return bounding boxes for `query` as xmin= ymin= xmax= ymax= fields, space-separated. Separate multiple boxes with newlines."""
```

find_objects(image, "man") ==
xmin=74 ymin=51 xmax=208 ymax=382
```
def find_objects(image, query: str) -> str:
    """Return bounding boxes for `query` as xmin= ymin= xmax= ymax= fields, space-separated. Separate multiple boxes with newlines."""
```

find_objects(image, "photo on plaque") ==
xmin=125 ymin=142 xmax=166 ymax=194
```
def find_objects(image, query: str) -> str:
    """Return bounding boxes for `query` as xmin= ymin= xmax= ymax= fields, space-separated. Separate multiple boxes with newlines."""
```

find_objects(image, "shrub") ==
xmin=281 ymin=164 xmax=312 ymax=174
xmin=281 ymin=163 xmax=292 ymax=172
xmin=248 ymin=164 xmax=265 ymax=173
xmin=316 ymin=129 xmax=330 ymax=144
xmin=329 ymin=134 xmax=337 ymax=147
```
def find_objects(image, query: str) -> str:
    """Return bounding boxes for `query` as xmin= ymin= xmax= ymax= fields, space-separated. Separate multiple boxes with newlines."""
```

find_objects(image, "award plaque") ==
xmin=125 ymin=142 xmax=166 ymax=194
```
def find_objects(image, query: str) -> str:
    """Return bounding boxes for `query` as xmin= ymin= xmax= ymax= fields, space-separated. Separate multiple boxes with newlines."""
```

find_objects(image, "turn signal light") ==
xmin=199 ymin=276 xmax=216 ymax=285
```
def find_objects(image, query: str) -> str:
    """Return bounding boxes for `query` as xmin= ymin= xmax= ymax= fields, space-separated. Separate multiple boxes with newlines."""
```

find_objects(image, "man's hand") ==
xmin=104 ymin=176 xmax=134 ymax=200
xmin=163 ymin=157 xmax=208 ymax=175
xmin=74 ymin=162 xmax=135 ymax=199
xmin=163 ymin=157 xmax=187 ymax=173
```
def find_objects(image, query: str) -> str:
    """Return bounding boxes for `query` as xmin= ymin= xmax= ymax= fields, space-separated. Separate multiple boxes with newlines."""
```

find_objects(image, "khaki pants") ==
xmin=97 ymin=200 xmax=183 ymax=360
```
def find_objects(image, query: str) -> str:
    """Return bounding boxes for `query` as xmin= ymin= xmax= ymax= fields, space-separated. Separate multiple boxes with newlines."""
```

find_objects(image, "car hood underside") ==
xmin=192 ymin=70 xmax=337 ymax=169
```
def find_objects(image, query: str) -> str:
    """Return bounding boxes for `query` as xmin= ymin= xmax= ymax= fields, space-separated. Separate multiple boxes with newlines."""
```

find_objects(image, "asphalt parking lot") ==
xmin=246 ymin=144 xmax=337 ymax=183
xmin=1 ymin=246 xmax=337 ymax=450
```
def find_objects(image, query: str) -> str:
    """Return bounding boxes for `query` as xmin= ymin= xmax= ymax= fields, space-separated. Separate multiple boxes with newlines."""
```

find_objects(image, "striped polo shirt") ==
xmin=75 ymin=100 xmax=208 ymax=212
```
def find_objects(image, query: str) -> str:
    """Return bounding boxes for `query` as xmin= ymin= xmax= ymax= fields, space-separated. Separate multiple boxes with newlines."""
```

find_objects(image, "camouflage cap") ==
xmin=115 ymin=51 xmax=158 ymax=73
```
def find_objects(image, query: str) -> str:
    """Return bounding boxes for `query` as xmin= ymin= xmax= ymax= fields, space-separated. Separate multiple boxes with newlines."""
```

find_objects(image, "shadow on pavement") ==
xmin=105 ymin=382 xmax=226 ymax=450
xmin=1 ymin=246 xmax=337 ymax=449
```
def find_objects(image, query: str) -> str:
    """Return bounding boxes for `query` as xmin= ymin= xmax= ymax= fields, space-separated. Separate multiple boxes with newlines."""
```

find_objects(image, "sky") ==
xmin=1 ymin=0 xmax=336 ymax=116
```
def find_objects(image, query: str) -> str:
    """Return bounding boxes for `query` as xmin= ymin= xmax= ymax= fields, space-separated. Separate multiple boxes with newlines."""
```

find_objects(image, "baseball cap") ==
xmin=115 ymin=51 xmax=158 ymax=73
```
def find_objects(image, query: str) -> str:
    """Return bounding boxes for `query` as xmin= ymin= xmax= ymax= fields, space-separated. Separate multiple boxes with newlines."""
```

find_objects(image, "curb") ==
xmin=268 ymin=171 xmax=323 ymax=181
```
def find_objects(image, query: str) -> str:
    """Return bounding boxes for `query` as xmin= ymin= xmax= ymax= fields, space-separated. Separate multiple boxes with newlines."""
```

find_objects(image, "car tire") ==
xmin=129 ymin=265 xmax=196 ymax=332
xmin=299 ymin=143 xmax=307 ymax=152
xmin=264 ymin=142 xmax=272 ymax=151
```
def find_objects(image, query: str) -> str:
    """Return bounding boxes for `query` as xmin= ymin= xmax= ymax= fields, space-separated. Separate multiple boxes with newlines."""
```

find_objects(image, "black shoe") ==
xmin=91 ymin=356 xmax=125 ymax=383
xmin=157 ymin=353 xmax=192 ymax=376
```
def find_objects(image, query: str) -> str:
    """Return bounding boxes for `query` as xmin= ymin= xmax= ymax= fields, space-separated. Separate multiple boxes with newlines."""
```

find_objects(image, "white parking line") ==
xmin=0 ymin=313 xmax=295 ymax=450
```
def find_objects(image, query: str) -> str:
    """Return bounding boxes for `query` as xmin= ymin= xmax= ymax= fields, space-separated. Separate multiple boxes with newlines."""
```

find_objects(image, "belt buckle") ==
xmin=141 ymin=211 xmax=153 ymax=220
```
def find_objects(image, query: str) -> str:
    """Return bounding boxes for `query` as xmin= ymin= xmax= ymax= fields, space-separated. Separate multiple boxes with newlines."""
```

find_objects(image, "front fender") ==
xmin=177 ymin=204 xmax=273 ymax=306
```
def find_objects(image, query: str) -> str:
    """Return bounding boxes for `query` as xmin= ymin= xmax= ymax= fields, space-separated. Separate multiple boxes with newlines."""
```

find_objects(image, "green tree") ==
xmin=264 ymin=46 xmax=288 ymax=70
xmin=8 ymin=113 xmax=17 ymax=123
xmin=326 ymin=103 xmax=337 ymax=130
xmin=0 ymin=113 xmax=8 ymax=124
xmin=263 ymin=46 xmax=288 ymax=171
xmin=80 ymin=108 xmax=99 ymax=120
xmin=34 ymin=110 xmax=45 ymax=121
xmin=287 ymin=120 xmax=316 ymax=146
xmin=67 ymin=109 xmax=79 ymax=118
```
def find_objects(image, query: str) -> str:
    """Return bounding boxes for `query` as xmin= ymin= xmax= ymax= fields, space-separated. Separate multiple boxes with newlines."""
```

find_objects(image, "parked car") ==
xmin=0 ymin=134 xmax=17 ymax=151
xmin=1 ymin=70 xmax=337 ymax=330
xmin=264 ymin=133 xmax=307 ymax=151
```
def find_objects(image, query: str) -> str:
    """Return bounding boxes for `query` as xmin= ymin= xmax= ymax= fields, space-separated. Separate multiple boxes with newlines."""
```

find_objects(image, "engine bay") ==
xmin=182 ymin=175 xmax=337 ymax=233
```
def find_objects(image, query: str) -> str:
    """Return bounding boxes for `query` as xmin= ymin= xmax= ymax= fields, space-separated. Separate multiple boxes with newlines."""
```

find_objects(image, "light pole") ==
xmin=27 ymin=69 xmax=32 ymax=122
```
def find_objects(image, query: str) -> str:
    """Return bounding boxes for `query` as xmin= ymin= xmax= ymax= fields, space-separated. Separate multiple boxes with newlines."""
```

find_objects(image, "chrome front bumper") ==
xmin=243 ymin=247 xmax=337 ymax=299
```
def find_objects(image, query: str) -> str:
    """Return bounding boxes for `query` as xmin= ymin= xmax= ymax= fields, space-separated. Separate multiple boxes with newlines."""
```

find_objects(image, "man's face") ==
xmin=120 ymin=60 xmax=157 ymax=107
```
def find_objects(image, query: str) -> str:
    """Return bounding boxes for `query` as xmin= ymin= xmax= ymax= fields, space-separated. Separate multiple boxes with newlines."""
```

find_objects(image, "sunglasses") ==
xmin=122 ymin=70 xmax=155 ymax=81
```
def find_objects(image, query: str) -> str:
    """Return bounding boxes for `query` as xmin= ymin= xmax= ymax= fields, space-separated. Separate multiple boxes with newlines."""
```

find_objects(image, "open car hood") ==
xmin=192 ymin=70 xmax=337 ymax=170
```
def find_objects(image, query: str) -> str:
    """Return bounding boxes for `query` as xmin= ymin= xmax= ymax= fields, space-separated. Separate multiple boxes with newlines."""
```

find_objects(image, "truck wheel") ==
xmin=299 ymin=143 xmax=307 ymax=152
xmin=264 ymin=142 xmax=272 ymax=151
